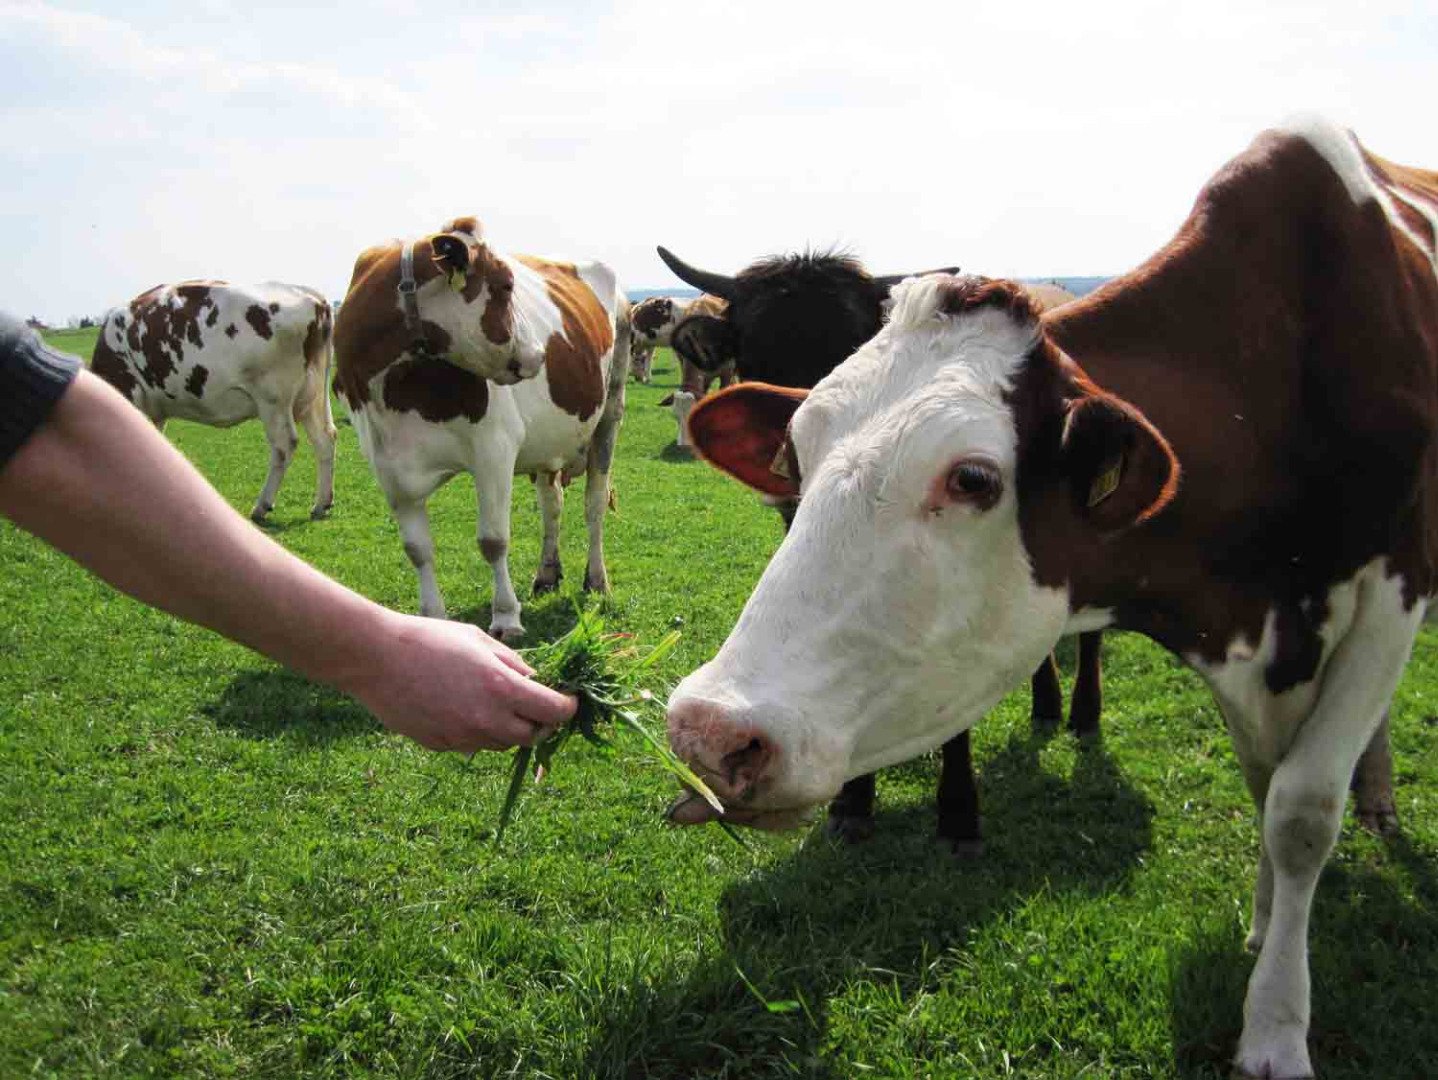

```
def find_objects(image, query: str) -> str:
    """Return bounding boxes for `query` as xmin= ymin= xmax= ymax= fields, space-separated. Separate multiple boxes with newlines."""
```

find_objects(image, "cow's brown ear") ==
xmin=688 ymin=383 xmax=808 ymax=498
xmin=1061 ymin=393 xmax=1179 ymax=532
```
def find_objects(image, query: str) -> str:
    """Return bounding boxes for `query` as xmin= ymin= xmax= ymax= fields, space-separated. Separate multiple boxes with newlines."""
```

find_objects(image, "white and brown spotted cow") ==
xmin=629 ymin=293 xmax=731 ymax=388
xmin=334 ymin=217 xmax=629 ymax=640
xmin=666 ymin=120 xmax=1438 ymax=1076
xmin=654 ymin=295 xmax=738 ymax=449
xmin=91 ymin=281 xmax=336 ymax=522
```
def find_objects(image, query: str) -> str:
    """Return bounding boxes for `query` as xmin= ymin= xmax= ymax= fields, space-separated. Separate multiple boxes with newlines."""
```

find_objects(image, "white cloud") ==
xmin=1 ymin=0 xmax=1435 ymax=323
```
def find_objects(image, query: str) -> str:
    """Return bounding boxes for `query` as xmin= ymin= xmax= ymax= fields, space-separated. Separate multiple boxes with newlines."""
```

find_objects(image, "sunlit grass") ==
xmin=2 ymin=334 xmax=1436 ymax=1078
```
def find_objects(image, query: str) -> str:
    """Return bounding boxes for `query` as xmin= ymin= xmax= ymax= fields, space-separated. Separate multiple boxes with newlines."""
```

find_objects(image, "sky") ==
xmin=2 ymin=0 xmax=1435 ymax=325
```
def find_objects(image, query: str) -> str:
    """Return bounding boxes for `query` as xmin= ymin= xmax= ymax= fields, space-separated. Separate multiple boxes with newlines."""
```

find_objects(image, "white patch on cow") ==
xmin=1282 ymin=114 xmax=1437 ymax=273
xmin=668 ymin=275 xmax=1073 ymax=810
xmin=1388 ymin=183 xmax=1438 ymax=281
xmin=1065 ymin=607 xmax=1115 ymax=634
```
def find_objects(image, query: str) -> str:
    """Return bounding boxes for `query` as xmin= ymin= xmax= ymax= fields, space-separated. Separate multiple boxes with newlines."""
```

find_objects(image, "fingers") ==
xmin=479 ymin=631 xmax=534 ymax=676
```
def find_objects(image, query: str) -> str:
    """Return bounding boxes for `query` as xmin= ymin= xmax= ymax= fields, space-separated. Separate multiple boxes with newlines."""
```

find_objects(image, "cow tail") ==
xmin=296 ymin=298 xmax=338 ymax=442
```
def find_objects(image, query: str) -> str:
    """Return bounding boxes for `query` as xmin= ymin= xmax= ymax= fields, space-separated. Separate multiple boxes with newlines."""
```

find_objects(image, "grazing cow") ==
xmin=665 ymin=119 xmax=1437 ymax=1077
xmin=630 ymin=293 xmax=729 ymax=384
xmin=658 ymin=244 xmax=1090 ymax=853
xmin=654 ymin=295 xmax=738 ymax=449
xmin=334 ymin=217 xmax=630 ymax=639
xmin=91 ymin=281 xmax=336 ymax=522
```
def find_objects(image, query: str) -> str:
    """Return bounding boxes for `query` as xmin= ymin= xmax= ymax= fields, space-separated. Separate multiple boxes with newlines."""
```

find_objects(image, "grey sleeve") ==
xmin=0 ymin=312 xmax=83 ymax=468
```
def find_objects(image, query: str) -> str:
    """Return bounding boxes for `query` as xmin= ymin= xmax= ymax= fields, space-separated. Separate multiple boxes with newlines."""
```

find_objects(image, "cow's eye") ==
xmin=945 ymin=458 xmax=1002 ymax=510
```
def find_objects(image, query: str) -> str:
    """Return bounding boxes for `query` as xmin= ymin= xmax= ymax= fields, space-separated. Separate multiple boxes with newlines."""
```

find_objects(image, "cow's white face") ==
xmin=666 ymin=275 xmax=1178 ymax=828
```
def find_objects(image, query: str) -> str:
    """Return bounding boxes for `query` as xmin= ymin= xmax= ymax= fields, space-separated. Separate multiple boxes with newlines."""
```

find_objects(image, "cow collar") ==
xmin=397 ymin=241 xmax=441 ymax=362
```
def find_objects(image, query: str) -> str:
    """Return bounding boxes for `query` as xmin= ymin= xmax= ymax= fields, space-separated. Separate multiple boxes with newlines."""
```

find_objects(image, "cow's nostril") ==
xmin=507 ymin=358 xmax=522 ymax=376
xmin=721 ymin=735 xmax=771 ymax=793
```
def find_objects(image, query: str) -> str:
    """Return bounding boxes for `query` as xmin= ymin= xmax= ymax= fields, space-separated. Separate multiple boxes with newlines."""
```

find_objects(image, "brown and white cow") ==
xmin=91 ymin=281 xmax=336 ymax=522
xmin=334 ymin=217 xmax=630 ymax=639
xmin=630 ymin=293 xmax=732 ymax=387
xmin=655 ymin=295 xmax=739 ymax=449
xmin=666 ymin=119 xmax=1438 ymax=1077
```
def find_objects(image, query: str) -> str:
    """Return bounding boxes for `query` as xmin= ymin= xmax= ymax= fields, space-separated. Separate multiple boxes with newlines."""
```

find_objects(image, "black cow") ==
xmin=659 ymin=245 xmax=1105 ymax=854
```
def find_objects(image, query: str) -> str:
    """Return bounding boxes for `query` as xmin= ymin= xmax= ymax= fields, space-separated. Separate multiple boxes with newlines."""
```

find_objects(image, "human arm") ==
xmin=0 ymin=367 xmax=575 ymax=751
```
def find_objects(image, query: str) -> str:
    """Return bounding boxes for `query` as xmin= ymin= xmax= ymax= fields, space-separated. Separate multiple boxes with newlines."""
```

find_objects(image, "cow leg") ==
xmin=1232 ymin=583 xmax=1420 ymax=1080
xmin=581 ymin=374 xmax=625 ymax=593
xmin=1068 ymin=631 xmax=1103 ymax=738
xmin=251 ymin=399 xmax=299 ymax=522
xmin=532 ymin=470 xmax=564 ymax=595
xmin=1030 ymin=653 xmax=1063 ymax=730
xmin=473 ymin=467 xmax=523 ymax=642
xmin=392 ymin=497 xmax=446 ymax=619
xmin=936 ymin=730 xmax=982 ymax=858
xmin=825 ymin=773 xmax=877 ymax=843
xmin=1351 ymin=708 xmax=1399 ymax=835
xmin=298 ymin=399 xmax=337 ymax=521
xmin=294 ymin=376 xmax=336 ymax=520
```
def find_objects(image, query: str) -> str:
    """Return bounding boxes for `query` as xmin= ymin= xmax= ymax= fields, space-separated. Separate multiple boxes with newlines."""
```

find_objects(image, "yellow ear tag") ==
xmin=1088 ymin=456 xmax=1122 ymax=507
xmin=448 ymin=270 xmax=467 ymax=292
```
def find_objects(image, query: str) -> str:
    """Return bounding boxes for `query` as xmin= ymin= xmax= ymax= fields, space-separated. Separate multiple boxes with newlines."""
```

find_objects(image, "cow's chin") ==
xmin=665 ymin=790 xmax=820 ymax=832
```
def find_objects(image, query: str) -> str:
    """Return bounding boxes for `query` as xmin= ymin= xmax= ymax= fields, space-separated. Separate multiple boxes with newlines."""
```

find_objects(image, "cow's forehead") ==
xmin=796 ymin=280 xmax=1038 ymax=466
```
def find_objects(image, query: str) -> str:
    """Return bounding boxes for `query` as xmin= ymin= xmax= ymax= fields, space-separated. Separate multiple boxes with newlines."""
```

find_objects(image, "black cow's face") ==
xmin=725 ymin=264 xmax=886 ymax=387
xmin=657 ymin=247 xmax=954 ymax=391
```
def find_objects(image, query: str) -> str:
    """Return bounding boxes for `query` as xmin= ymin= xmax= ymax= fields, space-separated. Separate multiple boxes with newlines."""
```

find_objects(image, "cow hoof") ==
xmin=1233 ymin=1023 xmax=1313 ymax=1079
xmin=944 ymin=837 xmax=985 ymax=860
xmin=488 ymin=624 xmax=525 ymax=645
xmin=309 ymin=504 xmax=332 ymax=521
xmin=1355 ymin=804 xmax=1401 ymax=837
xmin=1030 ymin=713 xmax=1062 ymax=733
xmin=582 ymin=571 xmax=610 ymax=593
xmin=249 ymin=505 xmax=271 ymax=524
xmin=532 ymin=576 xmax=561 ymax=596
xmin=825 ymin=813 xmax=876 ymax=844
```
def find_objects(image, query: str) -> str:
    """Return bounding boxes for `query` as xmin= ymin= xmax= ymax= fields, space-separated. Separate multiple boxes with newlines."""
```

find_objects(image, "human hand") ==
xmin=347 ymin=612 xmax=577 ymax=752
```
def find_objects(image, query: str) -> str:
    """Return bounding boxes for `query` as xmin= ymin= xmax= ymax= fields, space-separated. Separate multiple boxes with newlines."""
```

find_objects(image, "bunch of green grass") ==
xmin=494 ymin=606 xmax=725 ymax=843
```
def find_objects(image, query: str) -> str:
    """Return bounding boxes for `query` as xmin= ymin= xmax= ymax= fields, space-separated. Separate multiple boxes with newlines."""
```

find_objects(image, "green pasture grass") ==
xmin=2 ymin=336 xmax=1437 ymax=1078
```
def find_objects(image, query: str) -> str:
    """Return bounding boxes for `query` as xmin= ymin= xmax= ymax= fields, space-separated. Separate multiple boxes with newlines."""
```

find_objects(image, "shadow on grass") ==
xmin=574 ymin=731 xmax=1156 ymax=1077
xmin=1168 ymin=833 xmax=1438 ymax=1079
xmin=452 ymin=589 xmax=590 ymax=647
xmin=202 ymin=668 xmax=380 ymax=744
xmin=657 ymin=443 xmax=698 ymax=463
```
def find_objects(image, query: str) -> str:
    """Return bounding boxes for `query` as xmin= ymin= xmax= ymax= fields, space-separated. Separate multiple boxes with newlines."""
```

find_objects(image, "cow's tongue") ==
xmin=665 ymin=790 xmax=723 ymax=825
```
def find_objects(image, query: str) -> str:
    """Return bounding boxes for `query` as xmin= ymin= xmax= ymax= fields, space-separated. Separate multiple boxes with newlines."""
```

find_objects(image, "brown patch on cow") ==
xmin=302 ymin=301 xmax=332 ymax=370
xmin=246 ymin=305 xmax=274 ymax=339
xmin=333 ymin=240 xmax=453 ymax=407
xmin=518 ymin=256 xmax=613 ymax=421
xmin=633 ymin=297 xmax=674 ymax=335
xmin=382 ymin=356 xmax=488 ymax=423
xmin=476 ymin=256 xmax=515 ymax=345
xmin=123 ymin=282 xmax=219 ymax=389
xmin=205 ymin=305 xmax=219 ymax=328
xmin=937 ymin=276 xmax=1043 ymax=323
xmin=185 ymin=364 xmax=210 ymax=397
xmin=90 ymin=328 xmax=138 ymax=399
xmin=268 ymin=302 xmax=280 ymax=314
xmin=687 ymin=294 xmax=728 ymax=320
xmin=443 ymin=215 xmax=483 ymax=237
xmin=225 ymin=323 xmax=238 ymax=338
xmin=1009 ymin=127 xmax=1438 ymax=689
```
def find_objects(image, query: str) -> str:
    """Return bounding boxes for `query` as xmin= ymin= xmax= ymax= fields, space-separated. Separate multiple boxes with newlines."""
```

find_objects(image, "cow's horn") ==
xmin=656 ymin=246 xmax=737 ymax=301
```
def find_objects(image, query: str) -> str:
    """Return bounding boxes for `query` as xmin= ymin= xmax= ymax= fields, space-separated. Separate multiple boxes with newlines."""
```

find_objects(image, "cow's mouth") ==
xmin=664 ymin=789 xmax=815 ymax=832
